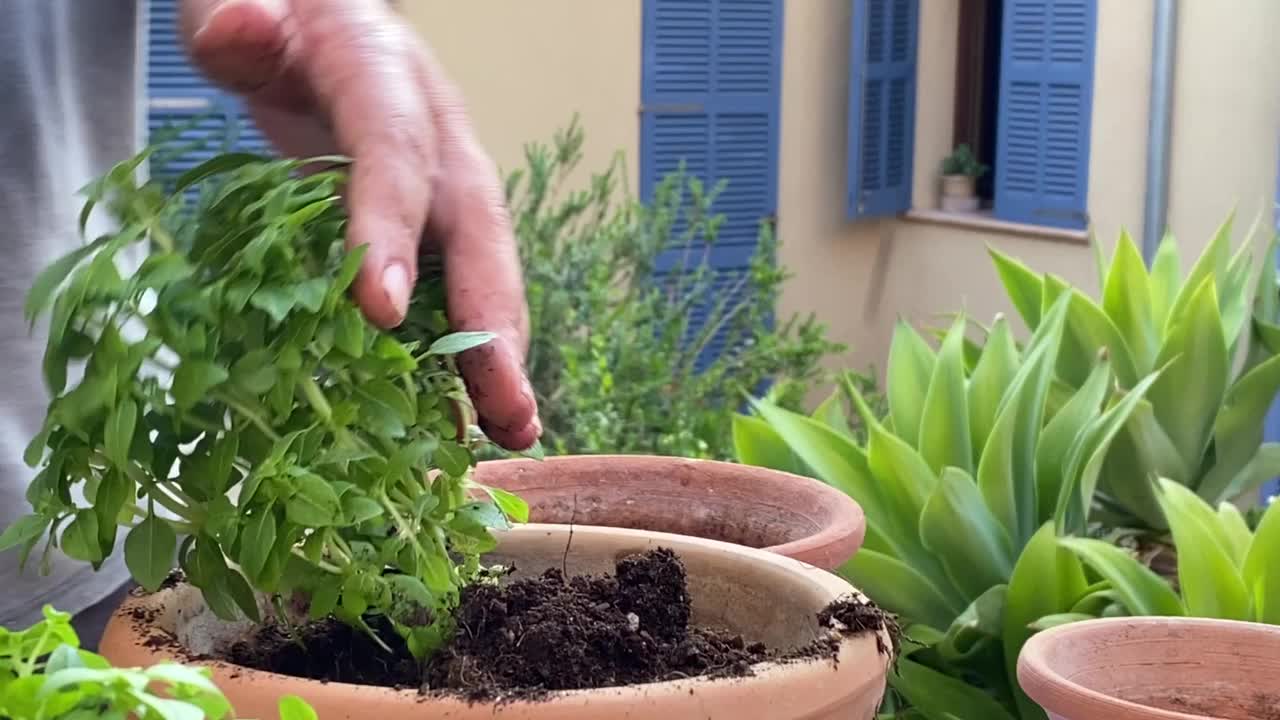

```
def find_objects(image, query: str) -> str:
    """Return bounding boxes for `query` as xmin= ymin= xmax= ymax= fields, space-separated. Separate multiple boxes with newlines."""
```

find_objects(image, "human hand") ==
xmin=179 ymin=0 xmax=540 ymax=450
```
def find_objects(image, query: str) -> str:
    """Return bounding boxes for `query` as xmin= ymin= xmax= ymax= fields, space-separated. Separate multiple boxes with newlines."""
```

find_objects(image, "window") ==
xmin=847 ymin=0 xmax=1098 ymax=231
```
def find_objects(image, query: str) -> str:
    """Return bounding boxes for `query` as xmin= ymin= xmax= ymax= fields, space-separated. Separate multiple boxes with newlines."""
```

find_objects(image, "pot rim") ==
xmin=474 ymin=454 xmax=867 ymax=568
xmin=1017 ymin=615 xmax=1280 ymax=720
xmin=104 ymin=523 xmax=892 ymax=708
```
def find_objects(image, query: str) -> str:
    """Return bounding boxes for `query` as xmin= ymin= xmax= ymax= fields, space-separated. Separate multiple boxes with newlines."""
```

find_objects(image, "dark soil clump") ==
xmin=216 ymin=548 xmax=896 ymax=700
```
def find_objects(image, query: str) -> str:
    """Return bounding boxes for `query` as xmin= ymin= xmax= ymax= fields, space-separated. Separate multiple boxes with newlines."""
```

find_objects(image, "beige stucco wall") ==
xmin=404 ymin=1 xmax=1280 ymax=384
xmin=401 ymin=1 xmax=641 ymax=189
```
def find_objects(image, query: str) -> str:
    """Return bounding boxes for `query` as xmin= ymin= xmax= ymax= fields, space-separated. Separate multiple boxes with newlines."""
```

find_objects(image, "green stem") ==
xmin=119 ymin=462 xmax=199 ymax=522
xmin=216 ymin=392 xmax=281 ymax=442
xmin=300 ymin=376 xmax=333 ymax=423
xmin=290 ymin=547 xmax=344 ymax=575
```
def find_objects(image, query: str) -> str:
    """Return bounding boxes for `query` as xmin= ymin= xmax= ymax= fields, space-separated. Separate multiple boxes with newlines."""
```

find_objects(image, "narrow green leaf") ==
xmin=1217 ymin=502 xmax=1254 ymax=567
xmin=1217 ymin=442 xmax=1280 ymax=502
xmin=239 ymin=509 xmax=277 ymax=583
xmin=1035 ymin=357 xmax=1109 ymax=522
xmin=24 ymin=238 xmax=107 ymax=326
xmin=104 ymin=399 xmax=137 ymax=470
xmin=988 ymin=246 xmax=1044 ymax=330
xmin=1028 ymin=612 xmax=1095 ymax=632
xmin=838 ymin=550 xmax=961 ymax=631
xmin=173 ymin=152 xmax=268 ymax=193
xmin=1061 ymin=291 xmax=1141 ymax=387
xmin=1058 ymin=537 xmax=1184 ymax=616
xmin=1242 ymin=499 xmax=1280 ymax=623
xmin=967 ymin=315 xmax=1019 ymax=464
xmin=332 ymin=244 xmax=368 ymax=297
xmin=1155 ymin=478 xmax=1251 ymax=619
xmin=918 ymin=316 xmax=973 ymax=476
xmin=1102 ymin=230 xmax=1159 ymax=372
xmin=1090 ymin=230 xmax=1109 ymax=291
xmin=483 ymin=486 xmax=530 ymax=524
xmin=435 ymin=441 xmax=472 ymax=477
xmin=1148 ymin=232 xmax=1182 ymax=332
xmin=935 ymin=585 xmax=1007 ymax=663
xmin=427 ymin=331 xmax=498 ymax=356
xmin=1003 ymin=523 xmax=1088 ymax=720
xmin=811 ymin=389 xmax=853 ymax=437
xmin=123 ymin=514 xmax=176 ymax=592
xmin=1149 ymin=276 xmax=1229 ymax=473
xmin=919 ymin=468 xmax=1014 ymax=598
xmin=1197 ymin=352 xmax=1280 ymax=502
xmin=171 ymin=360 xmax=229 ymax=410
xmin=890 ymin=657 xmax=1018 ymax=720
xmin=885 ymin=320 xmax=936 ymax=447
xmin=733 ymin=413 xmax=807 ymax=475
xmin=249 ymin=286 xmax=298 ymax=324
xmin=334 ymin=305 xmax=365 ymax=357
xmin=1165 ymin=210 xmax=1234 ymax=332
xmin=0 ymin=515 xmax=48 ymax=553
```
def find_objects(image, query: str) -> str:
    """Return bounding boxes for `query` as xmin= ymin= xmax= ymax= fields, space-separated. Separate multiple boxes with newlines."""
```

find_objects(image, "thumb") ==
xmin=180 ymin=0 xmax=300 ymax=101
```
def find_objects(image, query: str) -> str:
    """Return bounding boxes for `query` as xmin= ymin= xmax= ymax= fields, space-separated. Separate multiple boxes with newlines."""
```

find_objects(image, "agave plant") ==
xmin=736 ymin=295 xmax=1162 ymax=719
xmin=1052 ymin=477 xmax=1280 ymax=627
xmin=988 ymin=215 xmax=1280 ymax=531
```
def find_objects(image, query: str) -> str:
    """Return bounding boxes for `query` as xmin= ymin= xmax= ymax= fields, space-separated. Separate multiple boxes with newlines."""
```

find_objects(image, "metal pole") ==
xmin=1142 ymin=0 xmax=1178 ymax=264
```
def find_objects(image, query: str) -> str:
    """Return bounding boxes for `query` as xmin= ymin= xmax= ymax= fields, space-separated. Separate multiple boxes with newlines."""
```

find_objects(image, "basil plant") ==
xmin=736 ymin=294 xmax=1162 ymax=719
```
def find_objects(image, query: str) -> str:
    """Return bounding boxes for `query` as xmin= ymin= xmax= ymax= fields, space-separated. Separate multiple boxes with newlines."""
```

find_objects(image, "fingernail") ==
xmin=382 ymin=262 xmax=411 ymax=322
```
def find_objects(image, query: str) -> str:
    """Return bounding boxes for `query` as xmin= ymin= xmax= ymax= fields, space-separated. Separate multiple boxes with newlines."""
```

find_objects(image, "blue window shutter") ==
xmin=846 ymin=0 xmax=919 ymax=220
xmin=640 ymin=0 xmax=783 ymax=371
xmin=993 ymin=0 xmax=1097 ymax=230
xmin=146 ymin=0 xmax=271 ymax=189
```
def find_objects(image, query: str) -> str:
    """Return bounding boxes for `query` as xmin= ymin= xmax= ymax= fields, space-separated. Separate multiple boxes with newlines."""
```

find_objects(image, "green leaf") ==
xmin=811 ymin=389 xmax=853 ymax=436
xmin=1166 ymin=210 xmax=1233 ymax=333
xmin=1148 ymin=233 xmax=1182 ymax=332
xmin=1060 ymin=290 xmax=1140 ymax=388
xmin=332 ymin=244 xmax=368 ymax=297
xmin=1197 ymin=352 xmax=1280 ymax=502
xmin=334 ymin=305 xmax=365 ymax=357
xmin=104 ymin=399 xmax=138 ymax=470
xmin=231 ymin=349 xmax=279 ymax=395
xmin=918 ymin=316 xmax=973 ymax=476
xmin=1102 ymin=230 xmax=1159 ymax=373
xmin=934 ymin=585 xmax=1007 ymax=662
xmin=435 ymin=440 xmax=472 ymax=477
xmin=23 ymin=236 xmax=109 ymax=326
xmin=1035 ymin=357 xmax=1109 ymax=521
xmin=455 ymin=502 xmax=511 ymax=532
xmin=1156 ymin=478 xmax=1251 ymax=619
xmin=239 ymin=508 xmax=277 ymax=583
xmin=1149 ymin=276 xmax=1229 ymax=473
xmin=1217 ymin=502 xmax=1254 ymax=567
xmin=1058 ymin=538 xmax=1184 ymax=616
xmin=967 ymin=315 xmax=1019 ymax=463
xmin=988 ymin=246 xmax=1044 ymax=331
xmin=885 ymin=320 xmax=936 ymax=447
xmin=61 ymin=510 xmax=102 ymax=564
xmin=287 ymin=474 xmax=342 ymax=527
xmin=224 ymin=567 xmax=262 ymax=623
xmin=171 ymin=360 xmax=229 ymax=410
xmin=250 ymin=286 xmax=298 ymax=324
xmin=838 ymin=550 xmax=960 ymax=631
xmin=427 ymin=331 xmax=498 ymax=356
xmin=173 ymin=152 xmax=268 ymax=193
xmin=919 ymin=468 xmax=1014 ymax=598
xmin=1003 ymin=523 xmax=1088 ymax=719
xmin=733 ymin=413 xmax=806 ymax=475
xmin=978 ymin=307 xmax=1062 ymax=546
xmin=890 ymin=656 xmax=1018 ymax=720
xmin=1028 ymin=612 xmax=1095 ymax=632
xmin=278 ymin=695 xmax=319 ymax=720
xmin=482 ymin=486 xmax=531 ymax=524
xmin=1243 ymin=499 xmax=1280 ymax=623
xmin=0 ymin=515 xmax=48 ymax=553
xmin=124 ymin=513 xmax=177 ymax=592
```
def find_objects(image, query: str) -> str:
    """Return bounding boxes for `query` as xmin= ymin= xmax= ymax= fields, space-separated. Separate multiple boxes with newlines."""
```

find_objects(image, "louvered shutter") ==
xmin=640 ymin=0 xmax=783 ymax=372
xmin=993 ymin=0 xmax=1097 ymax=230
xmin=846 ymin=0 xmax=918 ymax=220
xmin=146 ymin=0 xmax=270 ymax=190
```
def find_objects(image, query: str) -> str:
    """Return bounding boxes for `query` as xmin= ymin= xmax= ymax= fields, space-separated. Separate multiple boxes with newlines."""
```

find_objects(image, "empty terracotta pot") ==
xmin=473 ymin=455 xmax=866 ymax=570
xmin=1018 ymin=616 xmax=1280 ymax=720
xmin=99 ymin=524 xmax=894 ymax=719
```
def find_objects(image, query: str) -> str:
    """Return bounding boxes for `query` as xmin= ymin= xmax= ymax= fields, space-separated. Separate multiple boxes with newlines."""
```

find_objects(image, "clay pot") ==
xmin=1018 ymin=616 xmax=1280 ymax=720
xmin=940 ymin=174 xmax=979 ymax=211
xmin=472 ymin=455 xmax=866 ymax=570
xmin=100 ymin=524 xmax=893 ymax=720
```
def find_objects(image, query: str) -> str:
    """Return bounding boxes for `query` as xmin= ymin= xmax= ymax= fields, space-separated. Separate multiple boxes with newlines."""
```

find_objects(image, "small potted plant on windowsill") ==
xmin=1 ymin=146 xmax=895 ymax=719
xmin=939 ymin=143 xmax=988 ymax=212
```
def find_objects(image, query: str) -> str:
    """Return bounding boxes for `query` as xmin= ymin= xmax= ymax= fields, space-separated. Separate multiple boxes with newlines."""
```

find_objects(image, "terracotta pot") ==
xmin=939 ymin=174 xmax=979 ymax=211
xmin=1018 ymin=616 xmax=1280 ymax=720
xmin=100 ymin=524 xmax=893 ymax=720
xmin=473 ymin=455 xmax=866 ymax=570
